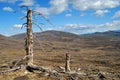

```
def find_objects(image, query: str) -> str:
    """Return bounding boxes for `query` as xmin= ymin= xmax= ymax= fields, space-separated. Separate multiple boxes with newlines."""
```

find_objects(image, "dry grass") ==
xmin=0 ymin=40 xmax=120 ymax=79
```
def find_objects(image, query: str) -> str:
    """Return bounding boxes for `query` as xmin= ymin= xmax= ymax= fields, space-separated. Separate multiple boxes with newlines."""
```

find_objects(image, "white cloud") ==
xmin=64 ymin=24 xmax=78 ymax=28
xmin=49 ymin=0 xmax=68 ymax=14
xmin=1 ymin=0 xmax=120 ymax=15
xmin=70 ymin=0 xmax=120 ymax=11
xmin=35 ymin=0 xmax=68 ymax=16
xmin=95 ymin=10 xmax=109 ymax=16
xmin=35 ymin=6 xmax=50 ymax=16
xmin=105 ymin=20 xmax=120 ymax=27
xmin=0 ymin=0 xmax=17 ymax=3
xmin=64 ymin=24 xmax=89 ymax=28
xmin=63 ymin=24 xmax=97 ymax=34
xmin=0 ymin=0 xmax=34 ymax=6
xmin=65 ymin=14 xmax=72 ymax=17
xmin=34 ymin=0 xmax=120 ymax=17
xmin=13 ymin=24 xmax=22 ymax=29
xmin=3 ymin=7 xmax=14 ymax=12
xmin=62 ymin=20 xmax=120 ymax=34
xmin=113 ymin=11 xmax=120 ymax=18
xmin=80 ymin=13 xmax=85 ymax=16
xmin=20 ymin=0 xmax=34 ymax=6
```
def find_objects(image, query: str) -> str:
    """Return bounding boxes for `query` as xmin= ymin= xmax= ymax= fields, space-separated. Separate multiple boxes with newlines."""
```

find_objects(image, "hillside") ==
xmin=80 ymin=31 xmax=120 ymax=49
xmin=11 ymin=30 xmax=81 ymax=42
xmin=0 ymin=30 xmax=120 ymax=80
xmin=0 ymin=34 xmax=23 ymax=49
xmin=92 ymin=31 xmax=120 ymax=38
xmin=11 ymin=30 xmax=120 ymax=41
xmin=1 ymin=30 xmax=120 ymax=50
xmin=9 ymin=30 xmax=120 ymax=50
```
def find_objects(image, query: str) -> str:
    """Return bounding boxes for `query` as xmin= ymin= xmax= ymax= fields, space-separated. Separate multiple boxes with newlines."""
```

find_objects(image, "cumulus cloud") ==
xmin=105 ymin=20 xmax=120 ymax=28
xmin=34 ymin=0 xmax=120 ymax=17
xmin=95 ymin=10 xmax=109 ymax=16
xmin=70 ymin=0 xmax=120 ymax=11
xmin=0 ymin=0 xmax=17 ymax=3
xmin=3 ymin=7 xmax=14 ymax=12
xmin=0 ymin=0 xmax=34 ymax=6
xmin=49 ymin=0 xmax=68 ymax=14
xmin=62 ymin=20 xmax=120 ymax=34
xmin=20 ymin=0 xmax=34 ymax=6
xmin=1 ymin=0 xmax=66 ymax=16
xmin=63 ymin=24 xmax=97 ymax=34
xmin=35 ymin=0 xmax=68 ymax=16
xmin=113 ymin=10 xmax=120 ymax=18
xmin=13 ymin=24 xmax=22 ymax=29
xmin=1 ymin=0 xmax=120 ymax=15
xmin=64 ymin=24 xmax=90 ymax=29
xmin=65 ymin=14 xmax=72 ymax=17
xmin=35 ymin=6 xmax=50 ymax=16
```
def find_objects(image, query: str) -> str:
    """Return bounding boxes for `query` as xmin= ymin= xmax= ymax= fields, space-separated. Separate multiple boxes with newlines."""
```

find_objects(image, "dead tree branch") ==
xmin=21 ymin=23 xmax=27 ymax=29
xmin=33 ymin=22 xmax=43 ymax=31
xmin=32 ymin=11 xmax=55 ymax=27
xmin=0 ymin=66 xmax=22 ymax=73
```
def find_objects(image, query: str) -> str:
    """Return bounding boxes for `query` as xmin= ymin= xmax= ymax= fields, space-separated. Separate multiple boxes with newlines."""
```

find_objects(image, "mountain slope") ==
xmin=81 ymin=31 xmax=120 ymax=49
xmin=1 ymin=30 xmax=120 ymax=76
xmin=11 ymin=30 xmax=81 ymax=42
xmin=92 ymin=31 xmax=120 ymax=38
xmin=9 ymin=30 xmax=120 ymax=50
xmin=0 ymin=34 xmax=23 ymax=49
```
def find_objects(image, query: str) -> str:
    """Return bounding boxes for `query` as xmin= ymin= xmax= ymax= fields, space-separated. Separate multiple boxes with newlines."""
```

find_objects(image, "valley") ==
xmin=0 ymin=30 xmax=120 ymax=80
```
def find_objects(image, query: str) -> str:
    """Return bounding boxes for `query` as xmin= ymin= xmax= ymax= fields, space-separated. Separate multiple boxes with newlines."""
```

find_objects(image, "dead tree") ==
xmin=25 ymin=9 xmax=33 ymax=65
xmin=0 ymin=8 xmax=79 ymax=80
xmin=65 ymin=52 xmax=71 ymax=72
xmin=0 ymin=8 xmax=63 ymax=80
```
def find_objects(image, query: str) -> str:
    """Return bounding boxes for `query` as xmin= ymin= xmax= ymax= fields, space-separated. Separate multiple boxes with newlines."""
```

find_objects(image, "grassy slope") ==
xmin=0 ymin=31 xmax=120 ymax=80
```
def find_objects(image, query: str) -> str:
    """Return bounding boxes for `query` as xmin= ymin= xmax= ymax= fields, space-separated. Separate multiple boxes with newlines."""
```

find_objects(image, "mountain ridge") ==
xmin=0 ymin=34 xmax=23 ymax=49
xmin=10 ymin=30 xmax=81 ymax=42
xmin=0 ymin=30 xmax=120 ymax=49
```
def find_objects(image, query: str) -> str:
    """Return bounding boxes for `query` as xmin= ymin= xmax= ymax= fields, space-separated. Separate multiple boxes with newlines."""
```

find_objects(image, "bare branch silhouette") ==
xmin=32 ymin=11 xmax=56 ymax=28
xmin=21 ymin=23 xmax=27 ymax=29
xmin=33 ymin=22 xmax=43 ymax=31
xmin=20 ymin=16 xmax=27 ymax=20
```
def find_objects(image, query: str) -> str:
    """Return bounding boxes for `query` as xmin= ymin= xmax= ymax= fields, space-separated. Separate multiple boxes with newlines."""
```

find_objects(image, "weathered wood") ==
xmin=26 ymin=64 xmax=63 ymax=80
xmin=0 ymin=66 xmax=21 ymax=73
xmin=26 ymin=64 xmax=46 ymax=72
xmin=25 ymin=9 xmax=33 ymax=64
xmin=65 ymin=52 xmax=71 ymax=72
xmin=10 ymin=55 xmax=31 ymax=68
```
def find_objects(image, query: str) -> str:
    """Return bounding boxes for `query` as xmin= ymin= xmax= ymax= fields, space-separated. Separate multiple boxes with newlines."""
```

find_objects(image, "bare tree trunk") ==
xmin=65 ymin=52 xmax=71 ymax=72
xmin=25 ymin=9 xmax=33 ymax=65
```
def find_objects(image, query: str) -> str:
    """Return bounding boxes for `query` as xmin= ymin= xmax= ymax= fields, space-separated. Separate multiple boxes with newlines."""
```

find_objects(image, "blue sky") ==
xmin=0 ymin=0 xmax=120 ymax=36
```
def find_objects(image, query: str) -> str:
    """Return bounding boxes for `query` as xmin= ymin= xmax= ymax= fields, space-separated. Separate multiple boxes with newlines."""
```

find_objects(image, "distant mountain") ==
xmin=93 ymin=31 xmax=120 ymax=37
xmin=0 ymin=34 xmax=23 ymax=49
xmin=1 ymin=30 xmax=120 ymax=50
xmin=11 ymin=30 xmax=81 ymax=42
xmin=81 ymin=30 xmax=120 ymax=49
xmin=81 ymin=30 xmax=120 ymax=39
xmin=10 ymin=33 xmax=26 ymax=40
xmin=10 ymin=30 xmax=120 ymax=43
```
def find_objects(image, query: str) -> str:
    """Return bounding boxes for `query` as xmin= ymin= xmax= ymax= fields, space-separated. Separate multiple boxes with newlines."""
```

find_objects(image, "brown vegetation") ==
xmin=0 ymin=30 xmax=120 ymax=79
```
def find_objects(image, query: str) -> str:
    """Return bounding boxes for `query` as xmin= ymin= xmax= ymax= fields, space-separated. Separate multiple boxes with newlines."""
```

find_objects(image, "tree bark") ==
xmin=25 ymin=9 xmax=33 ymax=65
